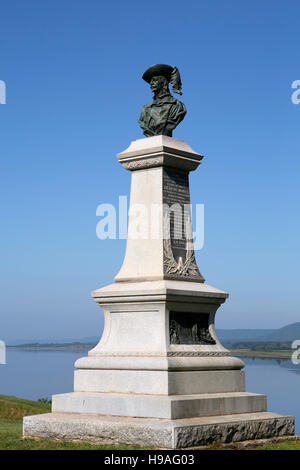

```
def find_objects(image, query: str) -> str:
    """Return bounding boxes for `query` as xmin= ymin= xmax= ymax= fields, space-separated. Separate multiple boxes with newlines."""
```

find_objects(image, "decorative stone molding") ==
xmin=167 ymin=351 xmax=230 ymax=357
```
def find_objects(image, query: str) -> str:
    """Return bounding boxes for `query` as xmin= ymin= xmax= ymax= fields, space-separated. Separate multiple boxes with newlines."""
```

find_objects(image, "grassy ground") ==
xmin=204 ymin=438 xmax=300 ymax=450
xmin=0 ymin=395 xmax=149 ymax=450
xmin=0 ymin=394 xmax=299 ymax=450
xmin=0 ymin=419 xmax=151 ymax=450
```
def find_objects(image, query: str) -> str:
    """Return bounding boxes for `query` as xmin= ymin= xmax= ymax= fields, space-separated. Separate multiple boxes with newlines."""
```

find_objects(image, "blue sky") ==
xmin=1 ymin=0 xmax=299 ymax=341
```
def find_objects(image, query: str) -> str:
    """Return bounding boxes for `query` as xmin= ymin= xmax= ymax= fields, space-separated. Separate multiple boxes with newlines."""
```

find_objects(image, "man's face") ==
xmin=150 ymin=76 xmax=165 ymax=93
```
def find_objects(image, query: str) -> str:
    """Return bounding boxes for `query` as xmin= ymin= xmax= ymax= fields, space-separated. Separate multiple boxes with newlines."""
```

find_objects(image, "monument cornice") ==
xmin=117 ymin=135 xmax=203 ymax=172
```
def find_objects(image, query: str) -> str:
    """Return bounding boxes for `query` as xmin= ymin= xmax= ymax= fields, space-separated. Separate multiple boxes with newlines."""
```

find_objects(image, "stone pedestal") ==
xmin=23 ymin=136 xmax=294 ymax=448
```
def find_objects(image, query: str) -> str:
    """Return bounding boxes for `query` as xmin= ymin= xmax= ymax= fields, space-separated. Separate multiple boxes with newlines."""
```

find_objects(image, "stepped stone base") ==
xmin=51 ymin=391 xmax=267 ymax=420
xmin=23 ymin=411 xmax=294 ymax=449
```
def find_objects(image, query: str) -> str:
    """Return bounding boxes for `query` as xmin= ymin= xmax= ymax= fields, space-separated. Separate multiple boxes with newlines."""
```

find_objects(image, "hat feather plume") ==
xmin=170 ymin=66 xmax=182 ymax=95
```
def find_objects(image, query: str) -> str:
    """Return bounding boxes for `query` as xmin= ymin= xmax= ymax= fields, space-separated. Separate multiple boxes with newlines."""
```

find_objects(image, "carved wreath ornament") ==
xmin=163 ymin=213 xmax=199 ymax=277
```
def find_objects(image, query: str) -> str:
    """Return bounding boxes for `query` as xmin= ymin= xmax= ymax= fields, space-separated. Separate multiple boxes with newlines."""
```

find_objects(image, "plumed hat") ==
xmin=142 ymin=64 xmax=183 ymax=95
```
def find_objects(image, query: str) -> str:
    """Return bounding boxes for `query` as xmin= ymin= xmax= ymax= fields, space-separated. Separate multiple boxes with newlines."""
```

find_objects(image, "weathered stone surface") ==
xmin=23 ymin=413 xmax=174 ymax=448
xmin=174 ymin=414 xmax=295 ymax=448
xmin=23 ymin=412 xmax=295 ymax=449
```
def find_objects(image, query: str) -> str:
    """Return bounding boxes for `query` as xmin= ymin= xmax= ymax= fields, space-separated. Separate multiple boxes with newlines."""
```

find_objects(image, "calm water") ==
xmin=0 ymin=350 xmax=299 ymax=434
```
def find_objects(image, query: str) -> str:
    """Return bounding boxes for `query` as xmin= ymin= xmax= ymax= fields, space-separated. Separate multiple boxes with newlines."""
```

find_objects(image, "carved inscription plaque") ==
xmin=163 ymin=169 xmax=204 ymax=280
xmin=169 ymin=312 xmax=216 ymax=345
xmin=163 ymin=168 xmax=190 ymax=252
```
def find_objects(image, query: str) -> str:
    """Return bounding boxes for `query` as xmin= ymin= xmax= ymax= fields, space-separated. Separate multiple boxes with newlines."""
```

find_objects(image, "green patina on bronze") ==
xmin=139 ymin=64 xmax=186 ymax=137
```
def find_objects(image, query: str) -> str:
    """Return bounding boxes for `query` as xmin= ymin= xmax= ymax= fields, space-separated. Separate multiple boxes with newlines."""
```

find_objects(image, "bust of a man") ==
xmin=138 ymin=64 xmax=187 ymax=137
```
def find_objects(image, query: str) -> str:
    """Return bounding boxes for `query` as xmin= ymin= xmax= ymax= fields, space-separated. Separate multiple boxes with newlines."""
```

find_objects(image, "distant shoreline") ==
xmin=230 ymin=349 xmax=292 ymax=359
xmin=6 ymin=344 xmax=293 ymax=359
xmin=7 ymin=343 xmax=96 ymax=351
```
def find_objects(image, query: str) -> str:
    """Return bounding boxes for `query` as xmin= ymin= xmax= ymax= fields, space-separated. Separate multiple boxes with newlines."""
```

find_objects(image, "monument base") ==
xmin=22 ymin=137 xmax=295 ymax=448
xmin=51 ymin=391 xmax=267 ymax=420
xmin=23 ymin=411 xmax=294 ymax=449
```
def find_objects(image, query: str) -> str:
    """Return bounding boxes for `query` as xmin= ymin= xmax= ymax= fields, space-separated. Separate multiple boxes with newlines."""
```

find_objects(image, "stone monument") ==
xmin=23 ymin=64 xmax=294 ymax=448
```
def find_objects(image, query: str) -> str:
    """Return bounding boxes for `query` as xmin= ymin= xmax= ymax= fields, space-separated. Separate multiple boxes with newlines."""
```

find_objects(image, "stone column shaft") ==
xmin=115 ymin=135 xmax=205 ymax=283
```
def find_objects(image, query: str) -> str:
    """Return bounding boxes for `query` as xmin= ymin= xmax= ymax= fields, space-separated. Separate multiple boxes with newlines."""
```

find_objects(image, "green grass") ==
xmin=0 ymin=419 xmax=150 ymax=450
xmin=253 ymin=440 xmax=300 ymax=450
xmin=0 ymin=395 xmax=152 ymax=450
xmin=207 ymin=439 xmax=300 ymax=450
xmin=0 ymin=394 xmax=299 ymax=450
xmin=0 ymin=394 xmax=51 ymax=420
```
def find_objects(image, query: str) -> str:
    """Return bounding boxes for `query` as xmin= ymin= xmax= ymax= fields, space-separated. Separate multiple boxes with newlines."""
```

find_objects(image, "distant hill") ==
xmin=6 ymin=323 xmax=300 ymax=347
xmin=217 ymin=322 xmax=300 ymax=343
xmin=216 ymin=329 xmax=275 ymax=341
xmin=258 ymin=322 xmax=300 ymax=342
xmin=6 ymin=337 xmax=99 ymax=346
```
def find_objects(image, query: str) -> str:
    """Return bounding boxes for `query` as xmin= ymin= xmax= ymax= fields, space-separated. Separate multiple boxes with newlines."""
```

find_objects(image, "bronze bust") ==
xmin=139 ymin=64 xmax=187 ymax=137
